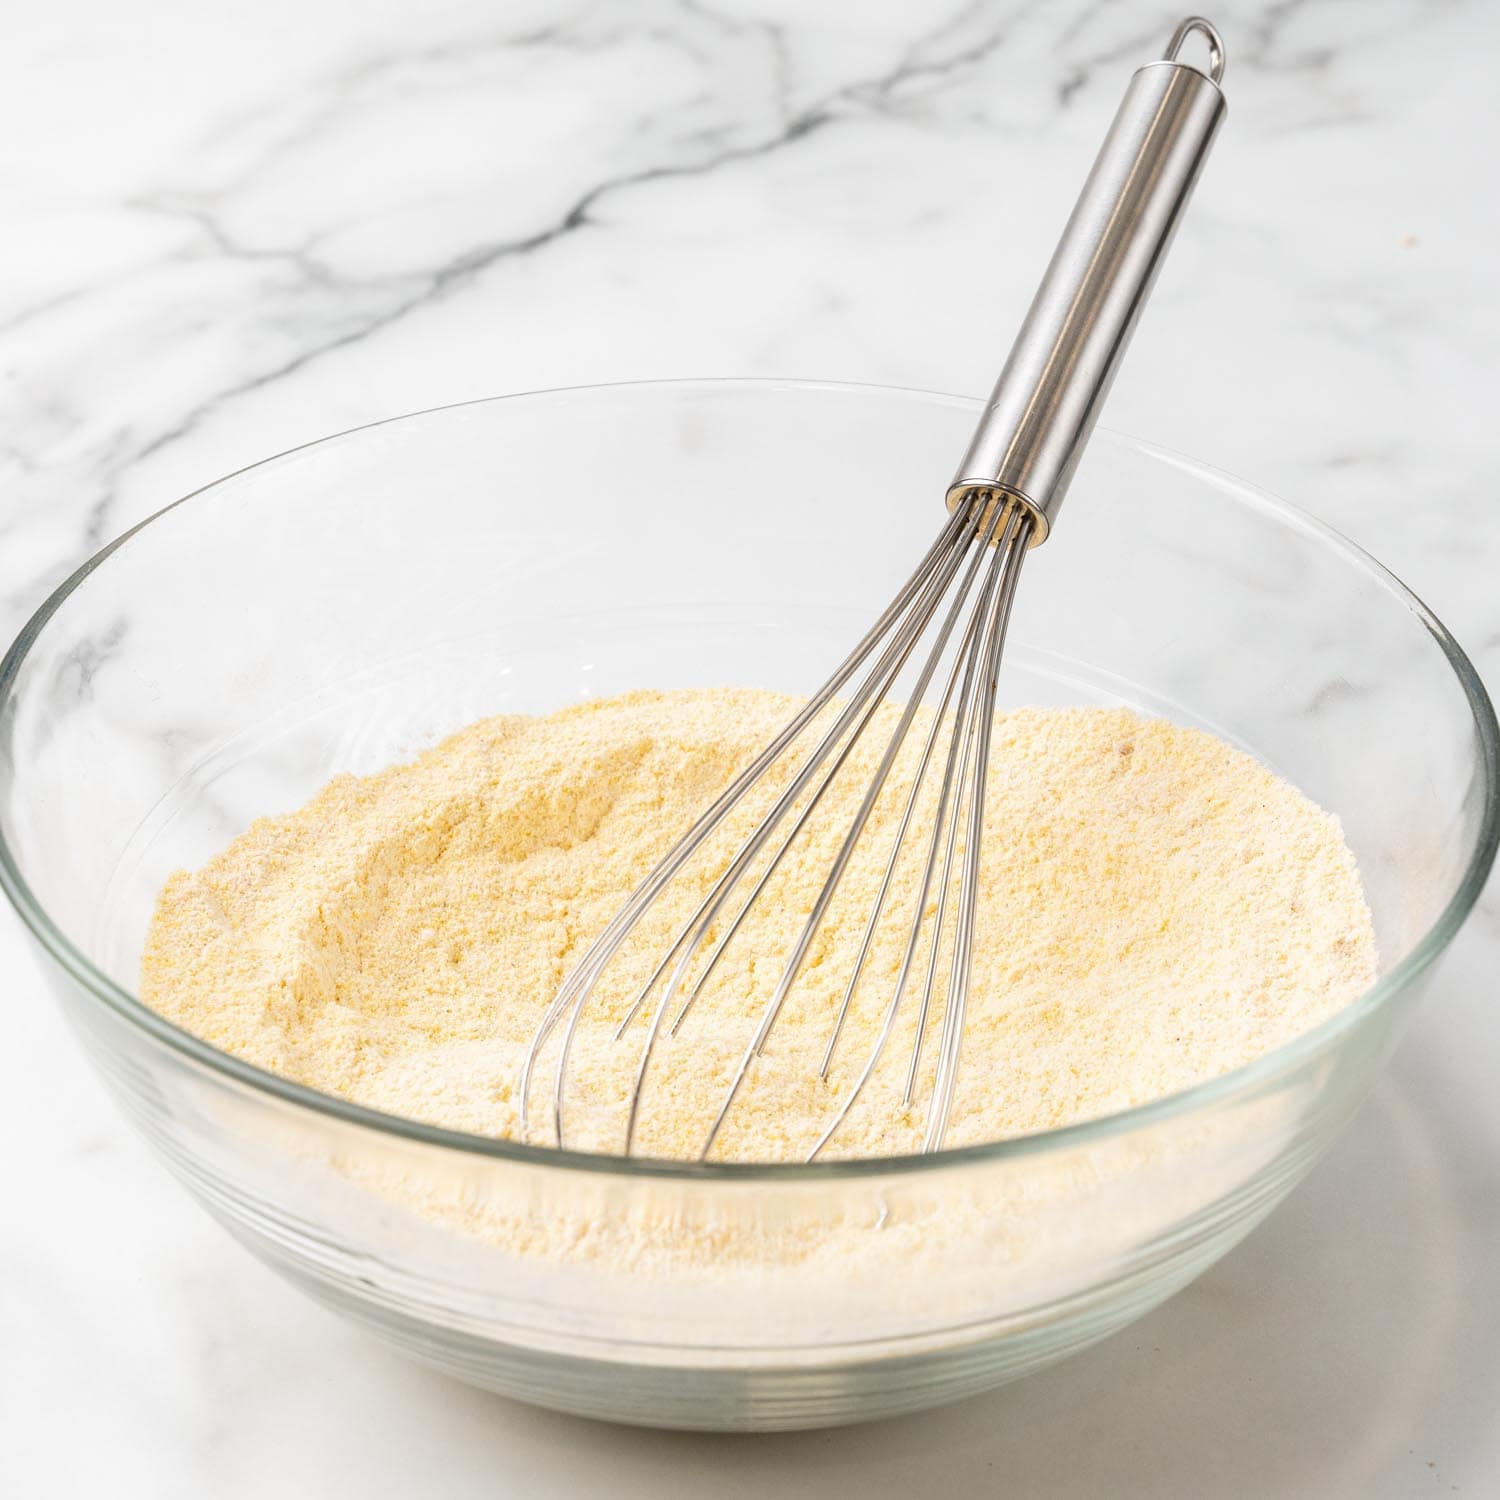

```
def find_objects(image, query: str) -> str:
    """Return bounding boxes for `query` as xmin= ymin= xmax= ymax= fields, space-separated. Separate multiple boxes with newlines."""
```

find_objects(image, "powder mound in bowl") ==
xmin=140 ymin=688 xmax=1377 ymax=1163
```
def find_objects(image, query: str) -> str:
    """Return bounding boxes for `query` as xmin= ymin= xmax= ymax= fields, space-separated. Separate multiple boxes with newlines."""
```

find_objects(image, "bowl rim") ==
xmin=2 ymin=376 xmax=1497 ymax=1183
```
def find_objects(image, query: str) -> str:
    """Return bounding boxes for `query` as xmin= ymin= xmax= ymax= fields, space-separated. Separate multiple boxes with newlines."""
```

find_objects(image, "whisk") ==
xmin=521 ymin=18 xmax=1228 ymax=1160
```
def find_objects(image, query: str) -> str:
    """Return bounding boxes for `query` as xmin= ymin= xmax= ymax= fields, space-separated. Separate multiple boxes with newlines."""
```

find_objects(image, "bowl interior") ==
xmin=1 ymin=379 xmax=1494 ymax=1145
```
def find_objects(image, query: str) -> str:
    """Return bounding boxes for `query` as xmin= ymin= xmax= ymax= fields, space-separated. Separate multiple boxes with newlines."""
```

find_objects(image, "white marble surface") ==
xmin=1 ymin=0 xmax=1497 ymax=1493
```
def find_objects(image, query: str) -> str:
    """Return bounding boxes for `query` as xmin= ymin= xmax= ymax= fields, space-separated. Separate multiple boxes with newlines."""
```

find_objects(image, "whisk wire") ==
xmin=520 ymin=493 xmax=1038 ymax=1159
xmin=519 ymin=502 xmax=974 ymax=1144
xmin=694 ymin=501 xmax=1011 ymax=1159
xmin=921 ymin=508 xmax=1030 ymax=1151
xmin=659 ymin=497 xmax=984 ymax=1043
xmin=808 ymin=506 xmax=1029 ymax=1158
xmin=625 ymin=502 xmax=985 ymax=1153
xmin=814 ymin=503 xmax=1009 ymax=1079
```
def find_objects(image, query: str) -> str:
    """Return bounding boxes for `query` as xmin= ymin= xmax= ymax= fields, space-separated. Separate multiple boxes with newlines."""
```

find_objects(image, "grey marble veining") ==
xmin=1 ymin=1 xmax=1496 ymax=1495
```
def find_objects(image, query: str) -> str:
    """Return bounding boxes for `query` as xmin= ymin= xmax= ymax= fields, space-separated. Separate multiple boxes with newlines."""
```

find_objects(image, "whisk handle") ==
xmin=947 ymin=17 xmax=1227 ymax=544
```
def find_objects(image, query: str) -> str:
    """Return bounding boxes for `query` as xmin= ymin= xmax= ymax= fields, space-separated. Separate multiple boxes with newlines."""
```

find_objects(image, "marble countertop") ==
xmin=2 ymin=1 xmax=1496 ymax=1493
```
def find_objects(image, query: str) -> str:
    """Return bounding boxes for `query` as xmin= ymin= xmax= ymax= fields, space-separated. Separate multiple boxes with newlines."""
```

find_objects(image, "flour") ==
xmin=140 ymin=689 xmax=1376 ymax=1163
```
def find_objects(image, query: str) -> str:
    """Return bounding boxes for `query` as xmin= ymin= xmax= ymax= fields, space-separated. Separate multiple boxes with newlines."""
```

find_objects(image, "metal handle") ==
xmin=947 ymin=17 xmax=1227 ymax=544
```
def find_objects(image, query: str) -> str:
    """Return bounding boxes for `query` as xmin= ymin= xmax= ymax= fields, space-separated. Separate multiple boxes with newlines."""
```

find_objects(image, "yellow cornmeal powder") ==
xmin=140 ymin=689 xmax=1376 ymax=1163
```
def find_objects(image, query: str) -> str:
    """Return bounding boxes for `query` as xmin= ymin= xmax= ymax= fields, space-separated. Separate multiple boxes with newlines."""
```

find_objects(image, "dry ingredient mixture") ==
xmin=141 ymin=688 xmax=1376 ymax=1164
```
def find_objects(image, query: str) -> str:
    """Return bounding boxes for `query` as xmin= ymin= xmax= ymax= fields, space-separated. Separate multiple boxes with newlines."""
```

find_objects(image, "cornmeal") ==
xmin=140 ymin=689 xmax=1376 ymax=1163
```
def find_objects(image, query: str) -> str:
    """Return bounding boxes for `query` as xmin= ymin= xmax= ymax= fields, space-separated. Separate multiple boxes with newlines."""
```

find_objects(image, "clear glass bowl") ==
xmin=1 ymin=380 xmax=1494 ymax=1431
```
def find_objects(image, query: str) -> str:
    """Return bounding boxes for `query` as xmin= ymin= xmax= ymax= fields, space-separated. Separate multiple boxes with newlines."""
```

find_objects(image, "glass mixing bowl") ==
xmin=1 ymin=380 xmax=1494 ymax=1431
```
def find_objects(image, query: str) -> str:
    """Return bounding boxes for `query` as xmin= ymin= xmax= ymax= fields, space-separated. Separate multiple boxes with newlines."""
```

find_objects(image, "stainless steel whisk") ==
xmin=521 ymin=18 xmax=1228 ymax=1160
